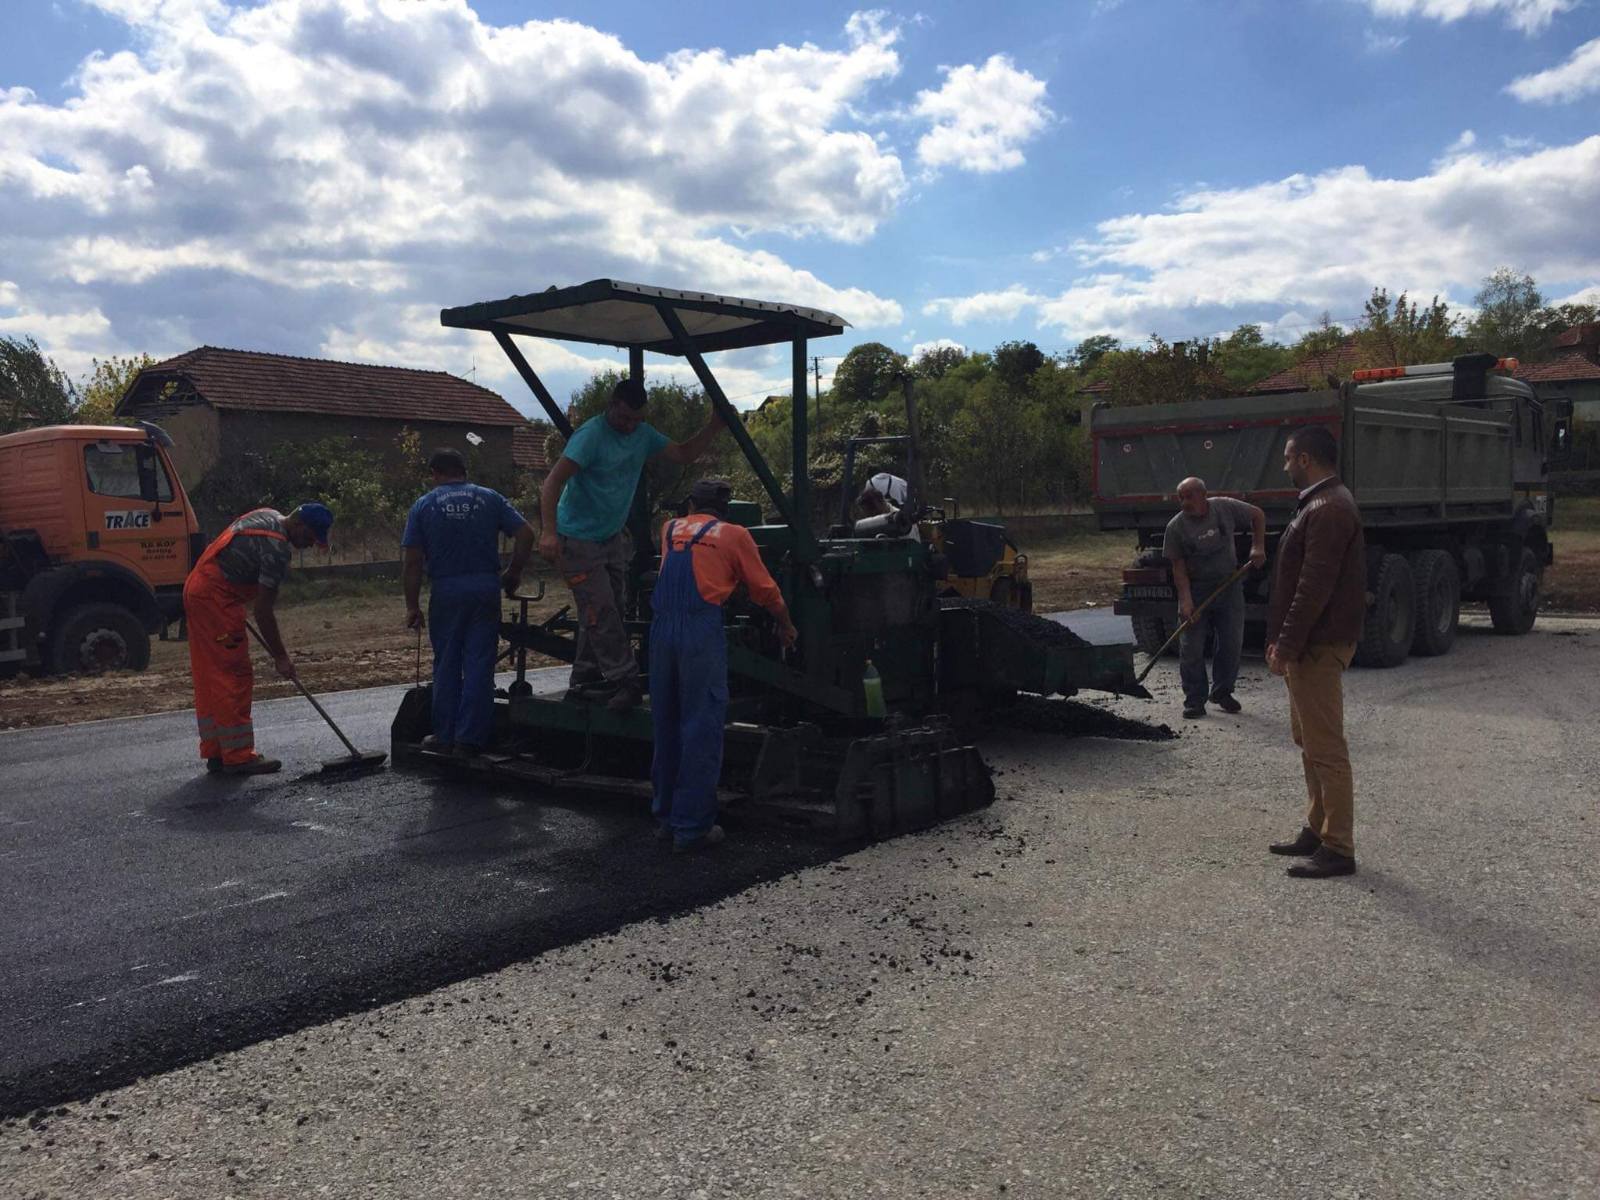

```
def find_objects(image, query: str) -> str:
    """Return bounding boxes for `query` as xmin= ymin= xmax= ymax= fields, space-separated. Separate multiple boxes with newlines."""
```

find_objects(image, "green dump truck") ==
xmin=1092 ymin=353 xmax=1573 ymax=668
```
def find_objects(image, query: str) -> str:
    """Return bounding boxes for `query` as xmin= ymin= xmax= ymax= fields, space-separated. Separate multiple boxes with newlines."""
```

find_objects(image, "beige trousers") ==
xmin=1285 ymin=641 xmax=1358 ymax=856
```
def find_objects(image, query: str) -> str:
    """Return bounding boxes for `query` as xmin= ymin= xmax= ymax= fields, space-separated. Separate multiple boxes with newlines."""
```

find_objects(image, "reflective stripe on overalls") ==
xmin=649 ymin=519 xmax=728 ymax=843
xmin=182 ymin=512 xmax=285 ymax=764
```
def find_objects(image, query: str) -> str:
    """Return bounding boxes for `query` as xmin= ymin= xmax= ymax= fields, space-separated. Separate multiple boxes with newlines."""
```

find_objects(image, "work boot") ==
xmin=1286 ymin=846 xmax=1357 ymax=879
xmin=673 ymin=825 xmax=725 ymax=854
xmin=205 ymin=757 xmax=224 ymax=774
xmin=1269 ymin=826 xmax=1321 ymax=856
xmin=605 ymin=682 xmax=642 ymax=713
xmin=222 ymin=754 xmax=281 ymax=776
xmin=1210 ymin=691 xmax=1242 ymax=714
xmin=420 ymin=734 xmax=454 ymax=755
xmin=1182 ymin=703 xmax=1206 ymax=719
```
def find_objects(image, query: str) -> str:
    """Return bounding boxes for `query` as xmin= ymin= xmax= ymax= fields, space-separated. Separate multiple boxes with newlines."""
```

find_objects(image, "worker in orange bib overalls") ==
xmin=183 ymin=503 xmax=333 ymax=776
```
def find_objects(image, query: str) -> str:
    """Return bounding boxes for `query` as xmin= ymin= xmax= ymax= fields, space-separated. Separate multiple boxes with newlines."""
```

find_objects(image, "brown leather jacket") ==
xmin=1266 ymin=477 xmax=1367 ymax=659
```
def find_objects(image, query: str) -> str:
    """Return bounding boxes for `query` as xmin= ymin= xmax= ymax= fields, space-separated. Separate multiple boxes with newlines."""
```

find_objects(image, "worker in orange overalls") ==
xmin=650 ymin=479 xmax=796 ymax=852
xmin=183 ymin=504 xmax=333 ymax=776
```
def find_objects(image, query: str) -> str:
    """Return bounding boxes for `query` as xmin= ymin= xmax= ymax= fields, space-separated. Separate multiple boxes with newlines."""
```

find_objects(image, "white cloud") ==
xmin=0 ymin=1 xmax=907 ymax=394
xmin=913 ymin=54 xmax=1052 ymax=174
xmin=1363 ymin=29 xmax=1409 ymax=53
xmin=927 ymin=136 xmax=1600 ymax=342
xmin=1507 ymin=36 xmax=1600 ymax=103
xmin=922 ymin=286 xmax=1045 ymax=324
xmin=1360 ymin=0 xmax=1577 ymax=34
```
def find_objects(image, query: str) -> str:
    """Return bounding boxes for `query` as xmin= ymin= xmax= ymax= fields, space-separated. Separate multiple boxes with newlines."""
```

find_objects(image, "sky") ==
xmin=1 ymin=0 xmax=1598 ymax=416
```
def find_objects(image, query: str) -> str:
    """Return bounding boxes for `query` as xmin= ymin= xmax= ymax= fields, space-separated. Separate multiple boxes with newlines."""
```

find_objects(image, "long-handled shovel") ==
xmin=1133 ymin=559 xmax=1254 ymax=686
xmin=245 ymin=621 xmax=388 ymax=774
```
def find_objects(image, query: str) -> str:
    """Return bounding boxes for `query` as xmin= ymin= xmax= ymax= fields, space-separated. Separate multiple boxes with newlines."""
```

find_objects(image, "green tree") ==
xmin=829 ymin=342 xmax=907 ymax=409
xmin=1528 ymin=301 xmax=1600 ymax=356
xmin=1099 ymin=336 xmax=1232 ymax=407
xmin=1292 ymin=314 xmax=1348 ymax=359
xmin=1069 ymin=335 xmax=1120 ymax=372
xmin=74 ymin=353 xmax=155 ymax=426
xmin=912 ymin=342 xmax=968 ymax=379
xmin=991 ymin=340 xmax=1047 ymax=391
xmin=1465 ymin=268 xmax=1543 ymax=359
xmin=0 ymin=335 xmax=76 ymax=433
xmin=1355 ymin=288 xmax=1460 ymax=367
xmin=1215 ymin=324 xmax=1294 ymax=391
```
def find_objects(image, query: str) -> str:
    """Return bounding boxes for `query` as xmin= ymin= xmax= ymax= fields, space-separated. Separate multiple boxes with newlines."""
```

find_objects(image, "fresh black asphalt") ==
xmin=0 ymin=612 xmax=1131 ymax=1119
xmin=0 ymin=670 xmax=837 ymax=1119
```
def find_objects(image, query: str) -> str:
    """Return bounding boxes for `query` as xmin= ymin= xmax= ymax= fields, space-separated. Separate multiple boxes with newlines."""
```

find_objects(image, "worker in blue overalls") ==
xmin=651 ymin=479 xmax=797 ymax=852
xmin=402 ymin=447 xmax=536 ymax=756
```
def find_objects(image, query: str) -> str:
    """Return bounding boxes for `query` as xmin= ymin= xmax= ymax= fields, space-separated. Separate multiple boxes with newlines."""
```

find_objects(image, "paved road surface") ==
xmin=0 ymin=670 xmax=834 ymax=1118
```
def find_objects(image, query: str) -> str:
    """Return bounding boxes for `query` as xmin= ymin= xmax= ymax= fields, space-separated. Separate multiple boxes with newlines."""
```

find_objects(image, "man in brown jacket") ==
xmin=1265 ymin=424 xmax=1367 ymax=879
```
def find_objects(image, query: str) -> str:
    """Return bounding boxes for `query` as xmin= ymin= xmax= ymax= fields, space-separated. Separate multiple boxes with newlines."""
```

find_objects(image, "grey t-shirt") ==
xmin=1162 ymin=497 xmax=1254 ymax=585
xmin=214 ymin=509 xmax=294 ymax=590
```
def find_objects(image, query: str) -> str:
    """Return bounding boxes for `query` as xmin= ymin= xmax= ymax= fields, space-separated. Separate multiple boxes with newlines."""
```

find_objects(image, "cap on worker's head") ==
xmin=688 ymin=478 xmax=732 ymax=516
xmin=612 ymin=378 xmax=647 ymax=410
xmin=293 ymin=502 xmax=335 ymax=547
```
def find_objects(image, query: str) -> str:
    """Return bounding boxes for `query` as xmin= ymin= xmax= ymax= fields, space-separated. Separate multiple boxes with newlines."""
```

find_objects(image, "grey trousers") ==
xmin=1179 ymin=578 xmax=1245 ymax=707
xmin=560 ymin=533 xmax=638 ymax=686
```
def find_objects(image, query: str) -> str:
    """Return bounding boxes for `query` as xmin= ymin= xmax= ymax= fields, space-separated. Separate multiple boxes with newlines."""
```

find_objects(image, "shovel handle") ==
xmin=243 ymin=621 xmax=363 ymax=759
xmin=1133 ymin=559 xmax=1255 ymax=685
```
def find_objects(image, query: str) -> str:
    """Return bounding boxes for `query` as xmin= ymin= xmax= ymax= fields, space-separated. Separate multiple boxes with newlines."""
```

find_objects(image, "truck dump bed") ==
xmin=1092 ymin=381 xmax=1518 ymax=533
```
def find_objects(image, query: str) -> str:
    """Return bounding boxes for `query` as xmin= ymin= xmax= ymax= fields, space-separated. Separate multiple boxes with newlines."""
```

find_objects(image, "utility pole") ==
xmin=813 ymin=356 xmax=822 ymax=442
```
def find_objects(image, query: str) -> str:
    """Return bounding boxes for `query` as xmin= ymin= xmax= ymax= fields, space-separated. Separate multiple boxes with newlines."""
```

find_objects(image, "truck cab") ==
xmin=0 ymin=423 xmax=201 ymax=676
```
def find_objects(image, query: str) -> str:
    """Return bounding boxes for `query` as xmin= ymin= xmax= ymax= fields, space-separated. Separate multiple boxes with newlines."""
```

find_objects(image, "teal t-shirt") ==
xmin=555 ymin=417 xmax=671 ymax=541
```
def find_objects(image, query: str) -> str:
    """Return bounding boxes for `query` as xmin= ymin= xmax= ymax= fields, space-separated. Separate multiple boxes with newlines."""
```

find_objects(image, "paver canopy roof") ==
xmin=119 ymin=346 xmax=525 ymax=427
xmin=440 ymin=279 xmax=850 ymax=355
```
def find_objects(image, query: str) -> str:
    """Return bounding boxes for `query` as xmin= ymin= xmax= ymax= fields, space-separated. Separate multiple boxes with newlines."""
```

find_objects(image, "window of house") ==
xmin=84 ymin=443 xmax=175 ymax=502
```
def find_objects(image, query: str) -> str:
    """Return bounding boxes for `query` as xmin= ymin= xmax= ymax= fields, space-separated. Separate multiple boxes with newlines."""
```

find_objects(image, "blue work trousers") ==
xmin=649 ymin=608 xmax=728 ymax=842
xmin=1179 ymin=578 xmax=1245 ymax=707
xmin=429 ymin=572 xmax=501 ymax=748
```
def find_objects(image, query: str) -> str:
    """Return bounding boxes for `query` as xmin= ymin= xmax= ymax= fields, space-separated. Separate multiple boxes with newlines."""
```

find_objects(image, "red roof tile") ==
xmin=120 ymin=346 xmax=525 ymax=427
xmin=1248 ymin=336 xmax=1367 ymax=393
xmin=512 ymin=423 xmax=557 ymax=472
xmin=1515 ymin=350 xmax=1600 ymax=384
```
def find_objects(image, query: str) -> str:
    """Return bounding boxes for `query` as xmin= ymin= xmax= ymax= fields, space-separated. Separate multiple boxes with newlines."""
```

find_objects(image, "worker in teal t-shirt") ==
xmin=538 ymin=377 xmax=724 ymax=710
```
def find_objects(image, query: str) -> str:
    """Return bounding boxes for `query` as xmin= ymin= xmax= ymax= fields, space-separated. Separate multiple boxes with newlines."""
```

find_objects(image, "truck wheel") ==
xmin=1354 ymin=553 xmax=1414 ymax=668
xmin=48 ymin=603 xmax=151 ymax=675
xmin=1488 ymin=546 xmax=1541 ymax=635
xmin=1131 ymin=614 xmax=1173 ymax=657
xmin=989 ymin=577 xmax=1014 ymax=608
xmin=1409 ymin=549 xmax=1460 ymax=657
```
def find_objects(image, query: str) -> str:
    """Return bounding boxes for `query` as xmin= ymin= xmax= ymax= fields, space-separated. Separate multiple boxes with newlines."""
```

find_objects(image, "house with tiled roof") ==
xmin=1516 ymin=323 xmax=1600 ymax=420
xmin=116 ymin=347 xmax=530 ymax=497
xmin=1247 ymin=335 xmax=1369 ymax=394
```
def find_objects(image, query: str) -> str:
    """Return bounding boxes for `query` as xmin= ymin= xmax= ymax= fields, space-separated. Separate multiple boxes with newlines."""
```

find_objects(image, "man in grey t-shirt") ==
xmin=1162 ymin=478 xmax=1266 ymax=719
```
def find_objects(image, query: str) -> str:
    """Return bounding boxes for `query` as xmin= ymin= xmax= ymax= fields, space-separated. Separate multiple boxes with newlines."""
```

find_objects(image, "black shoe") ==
xmin=1269 ymin=826 xmax=1321 ymax=856
xmin=673 ymin=825 xmax=725 ymax=854
xmin=420 ymin=734 xmax=455 ymax=754
xmin=1182 ymin=704 xmax=1206 ymax=719
xmin=1210 ymin=691 xmax=1242 ymax=714
xmin=605 ymin=682 xmax=642 ymax=713
xmin=1287 ymin=846 xmax=1356 ymax=878
xmin=205 ymin=756 xmax=224 ymax=774
xmin=221 ymin=754 xmax=281 ymax=776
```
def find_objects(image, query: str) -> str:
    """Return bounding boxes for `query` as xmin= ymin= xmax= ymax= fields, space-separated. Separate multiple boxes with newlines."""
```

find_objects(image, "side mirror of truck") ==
xmin=1551 ymin=416 xmax=1571 ymax=465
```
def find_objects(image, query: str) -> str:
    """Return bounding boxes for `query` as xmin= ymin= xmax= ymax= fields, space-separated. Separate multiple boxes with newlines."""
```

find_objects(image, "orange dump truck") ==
xmin=0 ymin=423 xmax=202 ymax=676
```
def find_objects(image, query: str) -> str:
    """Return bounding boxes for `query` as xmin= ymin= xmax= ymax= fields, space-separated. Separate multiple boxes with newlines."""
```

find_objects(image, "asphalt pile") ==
xmin=938 ymin=598 xmax=1092 ymax=647
xmin=992 ymin=695 xmax=1176 ymax=742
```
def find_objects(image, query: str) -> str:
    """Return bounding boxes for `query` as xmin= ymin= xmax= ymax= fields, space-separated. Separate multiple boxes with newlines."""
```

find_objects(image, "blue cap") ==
xmin=295 ymin=502 xmax=334 ymax=547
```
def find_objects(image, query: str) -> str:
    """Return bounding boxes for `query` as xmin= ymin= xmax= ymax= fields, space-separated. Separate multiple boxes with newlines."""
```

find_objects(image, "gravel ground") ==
xmin=5 ymin=616 xmax=1597 ymax=1199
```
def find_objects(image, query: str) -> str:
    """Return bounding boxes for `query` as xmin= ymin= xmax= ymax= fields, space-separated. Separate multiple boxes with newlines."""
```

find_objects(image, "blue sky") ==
xmin=2 ymin=0 xmax=1597 ymax=413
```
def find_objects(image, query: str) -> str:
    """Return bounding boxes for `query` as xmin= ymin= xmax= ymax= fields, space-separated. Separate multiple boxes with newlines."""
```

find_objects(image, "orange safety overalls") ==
xmin=182 ymin=513 xmax=286 ymax=765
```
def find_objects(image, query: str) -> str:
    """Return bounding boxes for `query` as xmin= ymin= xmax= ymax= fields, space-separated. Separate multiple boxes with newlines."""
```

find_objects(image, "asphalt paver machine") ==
xmin=393 ymin=280 xmax=1145 ymax=840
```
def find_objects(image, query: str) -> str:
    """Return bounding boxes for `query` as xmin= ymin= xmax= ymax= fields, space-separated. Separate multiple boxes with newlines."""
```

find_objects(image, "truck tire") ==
xmin=989 ymin=577 xmax=1014 ymax=608
xmin=1354 ymin=553 xmax=1414 ymax=669
xmin=1488 ymin=546 xmax=1541 ymax=636
xmin=47 ymin=603 xmax=152 ymax=675
xmin=1409 ymin=549 xmax=1460 ymax=657
xmin=1131 ymin=614 xmax=1173 ymax=657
